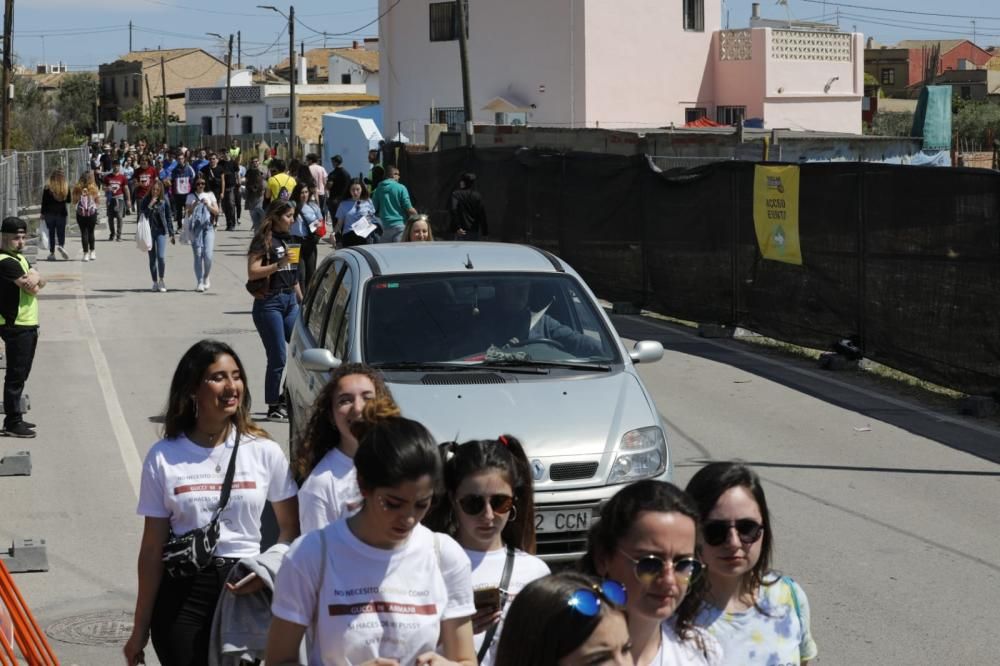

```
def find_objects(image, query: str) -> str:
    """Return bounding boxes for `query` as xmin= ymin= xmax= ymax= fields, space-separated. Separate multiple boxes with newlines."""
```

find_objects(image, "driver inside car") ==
xmin=479 ymin=279 xmax=605 ymax=358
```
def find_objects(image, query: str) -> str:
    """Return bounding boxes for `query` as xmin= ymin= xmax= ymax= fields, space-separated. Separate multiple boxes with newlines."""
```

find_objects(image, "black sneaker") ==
xmin=266 ymin=404 xmax=288 ymax=422
xmin=3 ymin=422 xmax=36 ymax=438
xmin=20 ymin=420 xmax=35 ymax=429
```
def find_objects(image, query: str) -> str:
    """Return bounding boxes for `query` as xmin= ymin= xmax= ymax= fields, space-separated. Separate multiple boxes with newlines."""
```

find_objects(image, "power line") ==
xmin=800 ymin=0 xmax=1000 ymax=22
xmin=140 ymin=0 xmax=269 ymax=16
xmin=242 ymin=23 xmax=287 ymax=58
xmin=840 ymin=12 xmax=1000 ymax=38
xmin=304 ymin=0 xmax=401 ymax=38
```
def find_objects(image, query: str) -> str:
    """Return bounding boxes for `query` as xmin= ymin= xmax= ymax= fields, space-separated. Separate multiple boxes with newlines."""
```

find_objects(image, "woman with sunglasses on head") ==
xmin=294 ymin=363 xmax=398 ymax=532
xmin=495 ymin=571 xmax=631 ymax=666
xmin=185 ymin=177 xmax=220 ymax=292
xmin=424 ymin=435 xmax=550 ymax=666
xmin=267 ymin=398 xmax=477 ymax=666
xmin=684 ymin=462 xmax=817 ymax=666
xmin=581 ymin=480 xmax=722 ymax=666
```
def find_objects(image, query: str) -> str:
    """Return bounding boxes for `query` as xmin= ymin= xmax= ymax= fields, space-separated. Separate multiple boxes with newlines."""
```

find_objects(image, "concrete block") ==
xmin=698 ymin=324 xmax=734 ymax=339
xmin=959 ymin=395 xmax=998 ymax=418
xmin=0 ymin=538 xmax=49 ymax=573
xmin=819 ymin=352 xmax=858 ymax=371
xmin=0 ymin=451 xmax=31 ymax=476
xmin=611 ymin=301 xmax=641 ymax=315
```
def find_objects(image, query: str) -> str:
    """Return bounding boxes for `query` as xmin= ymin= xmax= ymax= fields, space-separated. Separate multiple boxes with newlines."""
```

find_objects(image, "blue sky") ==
xmin=9 ymin=0 xmax=1000 ymax=72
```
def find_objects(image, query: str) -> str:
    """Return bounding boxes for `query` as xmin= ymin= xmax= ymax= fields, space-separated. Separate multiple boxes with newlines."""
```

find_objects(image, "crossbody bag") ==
xmin=478 ymin=544 xmax=515 ymax=663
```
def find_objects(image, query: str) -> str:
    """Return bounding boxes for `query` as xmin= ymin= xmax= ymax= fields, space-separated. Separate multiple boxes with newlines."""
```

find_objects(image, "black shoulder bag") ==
xmin=478 ymin=544 xmax=515 ymax=663
xmin=161 ymin=431 xmax=241 ymax=578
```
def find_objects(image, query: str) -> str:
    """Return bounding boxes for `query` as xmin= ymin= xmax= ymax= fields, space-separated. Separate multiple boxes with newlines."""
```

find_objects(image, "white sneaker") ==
xmin=158 ymin=279 xmax=167 ymax=293
xmin=46 ymin=253 xmax=55 ymax=261
xmin=203 ymin=277 xmax=211 ymax=290
xmin=82 ymin=253 xmax=90 ymax=262
xmin=89 ymin=250 xmax=96 ymax=261
xmin=196 ymin=282 xmax=206 ymax=292
xmin=56 ymin=246 xmax=69 ymax=260
xmin=151 ymin=282 xmax=159 ymax=292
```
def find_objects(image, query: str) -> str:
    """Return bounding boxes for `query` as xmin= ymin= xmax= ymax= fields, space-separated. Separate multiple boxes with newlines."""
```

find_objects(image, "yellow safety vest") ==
xmin=0 ymin=252 xmax=38 ymax=327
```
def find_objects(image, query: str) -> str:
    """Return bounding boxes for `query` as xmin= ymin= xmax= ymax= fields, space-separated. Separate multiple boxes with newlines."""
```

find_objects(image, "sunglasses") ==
xmin=702 ymin=519 xmax=764 ymax=547
xmin=195 ymin=182 xmax=206 ymax=187
xmin=618 ymin=549 xmax=704 ymax=584
xmin=567 ymin=580 xmax=627 ymax=617
xmin=457 ymin=494 xmax=514 ymax=516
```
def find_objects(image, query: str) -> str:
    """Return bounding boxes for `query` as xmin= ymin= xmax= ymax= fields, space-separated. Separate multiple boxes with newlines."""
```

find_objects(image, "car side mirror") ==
xmin=302 ymin=347 xmax=342 ymax=372
xmin=629 ymin=340 xmax=664 ymax=364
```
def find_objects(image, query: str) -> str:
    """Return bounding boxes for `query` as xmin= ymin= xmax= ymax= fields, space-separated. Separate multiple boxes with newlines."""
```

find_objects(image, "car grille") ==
xmin=419 ymin=373 xmax=506 ymax=385
xmin=549 ymin=461 xmax=599 ymax=481
xmin=537 ymin=530 xmax=590 ymax=558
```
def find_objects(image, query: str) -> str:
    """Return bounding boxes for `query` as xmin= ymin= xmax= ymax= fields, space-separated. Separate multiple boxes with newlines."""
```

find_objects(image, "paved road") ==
xmin=1 ymin=216 xmax=997 ymax=664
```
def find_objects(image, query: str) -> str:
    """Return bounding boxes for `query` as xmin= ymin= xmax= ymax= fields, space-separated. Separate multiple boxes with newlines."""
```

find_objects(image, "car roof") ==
xmin=345 ymin=242 xmax=566 ymax=276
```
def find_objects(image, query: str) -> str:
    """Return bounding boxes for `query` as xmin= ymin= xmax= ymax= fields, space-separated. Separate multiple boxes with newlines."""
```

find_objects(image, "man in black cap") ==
xmin=0 ymin=217 xmax=45 ymax=437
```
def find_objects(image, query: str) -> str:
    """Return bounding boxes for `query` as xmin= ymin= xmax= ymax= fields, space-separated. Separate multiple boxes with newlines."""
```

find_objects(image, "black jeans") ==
xmin=151 ymin=558 xmax=237 ymax=666
xmin=297 ymin=234 xmax=318 ymax=291
xmin=172 ymin=194 xmax=189 ymax=229
xmin=77 ymin=215 xmax=97 ymax=253
xmin=108 ymin=197 xmax=125 ymax=239
xmin=0 ymin=327 xmax=37 ymax=427
xmin=222 ymin=190 xmax=236 ymax=229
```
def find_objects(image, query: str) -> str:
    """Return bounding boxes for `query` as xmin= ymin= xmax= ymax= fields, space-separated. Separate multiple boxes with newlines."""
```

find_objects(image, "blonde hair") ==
xmin=72 ymin=171 xmax=99 ymax=203
xmin=47 ymin=169 xmax=68 ymax=201
xmin=403 ymin=214 xmax=434 ymax=242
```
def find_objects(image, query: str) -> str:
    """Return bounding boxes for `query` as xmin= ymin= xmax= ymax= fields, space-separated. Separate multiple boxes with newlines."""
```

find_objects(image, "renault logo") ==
xmin=531 ymin=459 xmax=545 ymax=481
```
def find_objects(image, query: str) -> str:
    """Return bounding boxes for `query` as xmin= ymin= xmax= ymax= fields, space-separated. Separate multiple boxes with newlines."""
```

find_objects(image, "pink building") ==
xmin=379 ymin=0 xmax=863 ymax=138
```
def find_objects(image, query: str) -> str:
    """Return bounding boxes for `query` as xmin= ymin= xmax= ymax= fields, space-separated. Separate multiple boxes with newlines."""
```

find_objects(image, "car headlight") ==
xmin=608 ymin=427 xmax=667 ymax=484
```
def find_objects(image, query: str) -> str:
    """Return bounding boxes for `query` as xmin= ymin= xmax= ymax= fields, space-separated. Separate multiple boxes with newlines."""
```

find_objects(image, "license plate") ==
xmin=535 ymin=508 xmax=593 ymax=533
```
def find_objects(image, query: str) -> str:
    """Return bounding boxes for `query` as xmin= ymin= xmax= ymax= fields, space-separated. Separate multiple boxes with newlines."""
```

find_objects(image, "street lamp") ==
xmin=258 ymin=4 xmax=296 ymax=157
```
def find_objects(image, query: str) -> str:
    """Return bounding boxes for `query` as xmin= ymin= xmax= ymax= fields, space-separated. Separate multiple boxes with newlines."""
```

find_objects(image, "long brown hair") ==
xmin=293 ymin=363 xmax=397 ymax=480
xmin=162 ymin=340 xmax=268 ymax=440
xmin=248 ymin=200 xmax=294 ymax=257
xmin=46 ymin=169 xmax=68 ymax=201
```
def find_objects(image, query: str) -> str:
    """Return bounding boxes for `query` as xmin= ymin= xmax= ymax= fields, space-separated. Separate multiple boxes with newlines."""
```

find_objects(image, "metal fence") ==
xmin=0 ymin=145 xmax=91 ymax=221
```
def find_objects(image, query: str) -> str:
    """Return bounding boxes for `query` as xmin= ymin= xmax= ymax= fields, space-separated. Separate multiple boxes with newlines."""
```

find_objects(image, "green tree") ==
xmin=120 ymin=98 xmax=179 ymax=141
xmin=865 ymin=111 xmax=915 ymax=137
xmin=55 ymin=73 xmax=98 ymax=136
xmin=953 ymin=100 xmax=1000 ymax=148
xmin=8 ymin=75 xmax=62 ymax=150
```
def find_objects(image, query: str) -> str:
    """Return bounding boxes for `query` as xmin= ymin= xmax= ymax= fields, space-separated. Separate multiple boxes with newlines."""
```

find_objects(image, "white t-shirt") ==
xmin=136 ymin=430 xmax=298 ymax=558
xmin=186 ymin=191 xmax=218 ymax=211
xmin=466 ymin=546 xmax=550 ymax=666
xmin=272 ymin=521 xmax=475 ymax=665
xmin=654 ymin=621 xmax=724 ymax=666
xmin=297 ymin=447 xmax=363 ymax=534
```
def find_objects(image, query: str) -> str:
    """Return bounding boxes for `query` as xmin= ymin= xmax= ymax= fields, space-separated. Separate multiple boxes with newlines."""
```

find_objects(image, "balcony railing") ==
xmin=187 ymin=86 xmax=263 ymax=105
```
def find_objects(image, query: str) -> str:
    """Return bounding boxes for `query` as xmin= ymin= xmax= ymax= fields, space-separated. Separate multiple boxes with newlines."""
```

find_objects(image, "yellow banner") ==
xmin=753 ymin=165 xmax=802 ymax=265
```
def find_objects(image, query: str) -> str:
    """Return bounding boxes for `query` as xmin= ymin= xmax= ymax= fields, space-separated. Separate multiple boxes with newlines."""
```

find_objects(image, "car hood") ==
xmin=386 ymin=370 xmax=659 ymax=458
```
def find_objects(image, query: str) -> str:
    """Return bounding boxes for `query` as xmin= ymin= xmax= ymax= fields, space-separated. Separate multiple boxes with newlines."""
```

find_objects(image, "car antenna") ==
xmin=464 ymin=253 xmax=474 ymax=270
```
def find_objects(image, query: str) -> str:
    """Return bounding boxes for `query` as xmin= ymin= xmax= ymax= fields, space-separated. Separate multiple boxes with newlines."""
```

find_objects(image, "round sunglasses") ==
xmin=702 ymin=519 xmax=764 ymax=547
xmin=618 ymin=549 xmax=704 ymax=584
xmin=457 ymin=494 xmax=514 ymax=516
xmin=567 ymin=580 xmax=627 ymax=616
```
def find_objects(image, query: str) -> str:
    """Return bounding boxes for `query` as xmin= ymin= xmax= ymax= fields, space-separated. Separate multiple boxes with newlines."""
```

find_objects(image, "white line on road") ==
xmin=77 ymin=293 xmax=143 ymax=497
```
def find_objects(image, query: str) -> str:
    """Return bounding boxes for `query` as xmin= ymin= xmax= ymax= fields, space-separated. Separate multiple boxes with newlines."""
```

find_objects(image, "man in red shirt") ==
xmin=104 ymin=162 xmax=131 ymax=241
xmin=132 ymin=156 xmax=158 ymax=220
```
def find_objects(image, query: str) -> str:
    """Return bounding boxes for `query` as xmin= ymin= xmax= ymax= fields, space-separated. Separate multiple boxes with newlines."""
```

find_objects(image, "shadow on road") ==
xmin=611 ymin=314 xmax=1000 ymax=466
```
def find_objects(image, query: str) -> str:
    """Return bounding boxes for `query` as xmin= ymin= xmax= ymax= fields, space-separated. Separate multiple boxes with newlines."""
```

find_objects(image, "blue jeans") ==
xmin=44 ymin=215 xmax=67 ymax=252
xmin=248 ymin=198 xmax=264 ymax=232
xmin=148 ymin=233 xmax=167 ymax=281
xmin=190 ymin=223 xmax=215 ymax=284
xmin=251 ymin=290 xmax=299 ymax=405
xmin=381 ymin=224 xmax=404 ymax=243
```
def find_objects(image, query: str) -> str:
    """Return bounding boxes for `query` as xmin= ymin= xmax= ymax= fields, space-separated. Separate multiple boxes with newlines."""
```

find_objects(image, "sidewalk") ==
xmin=0 ymin=210 xmax=324 ymax=664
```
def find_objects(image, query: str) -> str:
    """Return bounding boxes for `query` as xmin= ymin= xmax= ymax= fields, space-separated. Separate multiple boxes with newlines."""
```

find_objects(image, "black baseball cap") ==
xmin=1 ymin=217 xmax=27 ymax=234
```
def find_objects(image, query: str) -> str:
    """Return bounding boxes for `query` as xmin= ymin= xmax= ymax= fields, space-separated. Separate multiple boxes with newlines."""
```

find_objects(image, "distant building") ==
xmin=865 ymin=39 xmax=994 ymax=99
xmin=21 ymin=64 xmax=97 ymax=99
xmin=272 ymin=40 xmax=379 ymax=89
xmin=99 ymin=48 xmax=228 ymax=122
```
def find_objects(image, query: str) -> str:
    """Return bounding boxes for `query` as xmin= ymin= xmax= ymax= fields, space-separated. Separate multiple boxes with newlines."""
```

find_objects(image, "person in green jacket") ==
xmin=370 ymin=166 xmax=417 ymax=243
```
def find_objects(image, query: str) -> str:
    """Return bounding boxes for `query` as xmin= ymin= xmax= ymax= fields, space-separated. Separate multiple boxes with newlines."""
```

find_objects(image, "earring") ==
xmin=508 ymin=505 xmax=518 ymax=522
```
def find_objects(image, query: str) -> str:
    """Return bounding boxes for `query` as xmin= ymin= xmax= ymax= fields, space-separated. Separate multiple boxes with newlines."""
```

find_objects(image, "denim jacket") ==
xmin=140 ymin=195 xmax=175 ymax=237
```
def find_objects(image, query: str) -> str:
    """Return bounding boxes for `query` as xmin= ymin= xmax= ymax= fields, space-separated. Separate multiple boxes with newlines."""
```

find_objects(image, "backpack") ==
xmin=276 ymin=174 xmax=292 ymax=202
xmin=77 ymin=192 xmax=98 ymax=217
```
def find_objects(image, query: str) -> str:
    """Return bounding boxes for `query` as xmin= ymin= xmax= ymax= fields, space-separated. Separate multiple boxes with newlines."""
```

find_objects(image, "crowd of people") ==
xmin=122 ymin=340 xmax=817 ymax=666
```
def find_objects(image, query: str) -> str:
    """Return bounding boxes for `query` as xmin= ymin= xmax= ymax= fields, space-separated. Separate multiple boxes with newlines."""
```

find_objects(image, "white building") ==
xmin=328 ymin=39 xmax=380 ymax=97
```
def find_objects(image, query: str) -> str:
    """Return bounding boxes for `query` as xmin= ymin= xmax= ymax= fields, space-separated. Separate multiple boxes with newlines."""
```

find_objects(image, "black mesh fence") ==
xmin=395 ymin=146 xmax=1000 ymax=396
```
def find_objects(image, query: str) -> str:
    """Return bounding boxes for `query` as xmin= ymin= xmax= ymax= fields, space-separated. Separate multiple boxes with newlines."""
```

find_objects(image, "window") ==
xmin=429 ymin=1 xmax=469 ymax=42
xmin=268 ymin=122 xmax=290 ymax=130
xmin=133 ymin=78 xmax=139 ymax=97
xmin=880 ymin=68 xmax=895 ymax=85
xmin=495 ymin=111 xmax=527 ymax=126
xmin=271 ymin=106 xmax=290 ymax=119
xmin=241 ymin=116 xmax=253 ymax=133
xmin=683 ymin=0 xmax=704 ymax=31
xmin=307 ymin=260 xmax=343 ymax=342
xmin=324 ymin=266 xmax=354 ymax=360
xmin=960 ymin=86 xmax=972 ymax=100
xmin=433 ymin=107 xmax=466 ymax=132
xmin=685 ymin=108 xmax=707 ymax=123
xmin=341 ymin=73 xmax=351 ymax=84
xmin=716 ymin=105 xmax=746 ymax=126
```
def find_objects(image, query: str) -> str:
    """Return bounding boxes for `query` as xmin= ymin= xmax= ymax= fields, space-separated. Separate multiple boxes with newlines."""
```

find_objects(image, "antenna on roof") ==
xmin=464 ymin=253 xmax=474 ymax=270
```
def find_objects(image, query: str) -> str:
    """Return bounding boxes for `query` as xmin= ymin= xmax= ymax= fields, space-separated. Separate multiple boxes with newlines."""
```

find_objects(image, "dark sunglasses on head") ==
xmin=195 ymin=181 xmax=206 ymax=187
xmin=703 ymin=519 xmax=764 ymax=547
xmin=457 ymin=494 xmax=514 ymax=516
xmin=618 ymin=549 xmax=704 ymax=584
xmin=567 ymin=580 xmax=627 ymax=617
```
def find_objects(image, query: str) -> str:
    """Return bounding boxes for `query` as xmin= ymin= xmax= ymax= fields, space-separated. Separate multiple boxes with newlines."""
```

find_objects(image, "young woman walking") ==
xmin=334 ymin=179 xmax=377 ymax=247
xmin=139 ymin=179 xmax=175 ymax=292
xmin=123 ymin=340 xmax=299 ymax=666
xmin=267 ymin=399 xmax=477 ymax=665
xmin=294 ymin=363 xmax=398 ymax=531
xmin=40 ymin=169 xmax=70 ymax=260
xmin=247 ymin=201 xmax=301 ymax=422
xmin=290 ymin=182 xmax=323 ymax=290
xmin=185 ymin=177 xmax=220 ymax=292
xmin=71 ymin=171 xmax=100 ymax=262
xmin=425 ymin=436 xmax=549 ymax=666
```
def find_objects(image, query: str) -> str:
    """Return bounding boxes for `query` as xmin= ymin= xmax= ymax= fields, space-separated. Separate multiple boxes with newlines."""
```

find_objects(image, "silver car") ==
xmin=285 ymin=242 xmax=670 ymax=562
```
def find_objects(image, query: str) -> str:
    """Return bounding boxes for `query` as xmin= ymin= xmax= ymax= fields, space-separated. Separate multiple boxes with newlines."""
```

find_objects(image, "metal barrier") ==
xmin=0 ymin=145 xmax=90 ymax=221
xmin=648 ymin=155 xmax=733 ymax=171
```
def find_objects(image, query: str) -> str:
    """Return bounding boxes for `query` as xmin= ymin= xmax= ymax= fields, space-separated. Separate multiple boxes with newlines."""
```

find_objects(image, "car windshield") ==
xmin=364 ymin=273 xmax=620 ymax=367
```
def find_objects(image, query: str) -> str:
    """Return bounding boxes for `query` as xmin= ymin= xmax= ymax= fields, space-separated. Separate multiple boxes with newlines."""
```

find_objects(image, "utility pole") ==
xmin=237 ymin=31 xmax=241 ymax=69
xmin=289 ymin=5 xmax=296 ymax=158
xmin=224 ymin=33 xmax=233 ymax=142
xmin=1 ymin=0 xmax=14 ymax=153
xmin=160 ymin=55 xmax=167 ymax=145
xmin=454 ymin=0 xmax=473 ymax=146
xmin=129 ymin=20 xmax=133 ymax=52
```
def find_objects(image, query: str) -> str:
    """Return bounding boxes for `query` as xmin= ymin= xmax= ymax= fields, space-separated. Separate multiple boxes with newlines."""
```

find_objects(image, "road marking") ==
xmin=76 ymin=293 xmax=143 ymax=497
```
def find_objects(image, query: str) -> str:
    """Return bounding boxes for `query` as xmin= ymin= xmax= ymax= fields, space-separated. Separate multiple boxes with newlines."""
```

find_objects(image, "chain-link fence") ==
xmin=0 ymin=145 xmax=91 ymax=221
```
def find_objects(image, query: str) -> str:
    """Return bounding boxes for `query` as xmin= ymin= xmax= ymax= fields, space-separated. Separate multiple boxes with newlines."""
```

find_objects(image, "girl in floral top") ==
xmin=684 ymin=462 xmax=818 ymax=665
